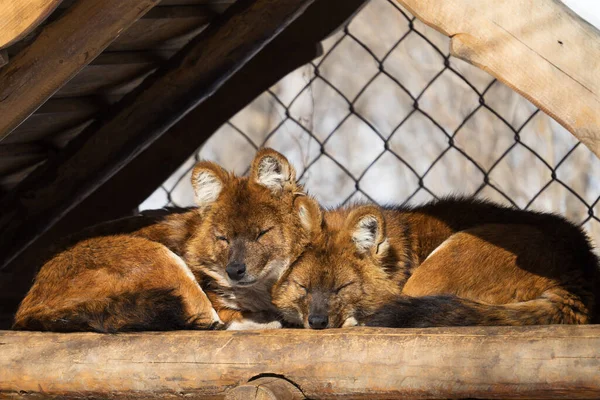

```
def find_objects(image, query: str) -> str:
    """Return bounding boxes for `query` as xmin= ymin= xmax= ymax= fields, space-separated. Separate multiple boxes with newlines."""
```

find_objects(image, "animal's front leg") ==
xmin=225 ymin=311 xmax=283 ymax=330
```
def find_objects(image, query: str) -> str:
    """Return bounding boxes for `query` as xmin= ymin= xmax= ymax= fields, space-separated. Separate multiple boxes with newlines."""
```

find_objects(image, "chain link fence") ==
xmin=140 ymin=0 xmax=600 ymax=246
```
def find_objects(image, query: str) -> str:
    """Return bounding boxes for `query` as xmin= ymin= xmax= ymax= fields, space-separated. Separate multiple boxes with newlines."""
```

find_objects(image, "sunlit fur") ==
xmin=14 ymin=149 xmax=312 ymax=331
xmin=272 ymin=197 xmax=600 ymax=328
xmin=13 ymin=234 xmax=221 ymax=332
xmin=182 ymin=152 xmax=311 ymax=318
xmin=272 ymin=203 xmax=403 ymax=329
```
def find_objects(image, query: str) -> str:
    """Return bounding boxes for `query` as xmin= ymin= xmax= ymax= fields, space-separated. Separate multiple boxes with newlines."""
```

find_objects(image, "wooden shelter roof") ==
xmin=0 ymin=0 xmax=234 ymax=193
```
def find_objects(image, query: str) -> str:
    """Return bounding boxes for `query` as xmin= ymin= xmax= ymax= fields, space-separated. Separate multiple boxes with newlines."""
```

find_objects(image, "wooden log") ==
xmin=1 ymin=326 xmax=599 ymax=399
xmin=226 ymin=378 xmax=306 ymax=400
xmin=0 ymin=0 xmax=314 ymax=270
xmin=396 ymin=0 xmax=600 ymax=159
xmin=0 ymin=0 xmax=159 ymax=141
xmin=0 ymin=0 xmax=63 ymax=49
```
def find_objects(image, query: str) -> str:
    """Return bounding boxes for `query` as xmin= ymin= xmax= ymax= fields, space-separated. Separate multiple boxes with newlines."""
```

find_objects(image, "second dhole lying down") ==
xmin=272 ymin=197 xmax=600 ymax=329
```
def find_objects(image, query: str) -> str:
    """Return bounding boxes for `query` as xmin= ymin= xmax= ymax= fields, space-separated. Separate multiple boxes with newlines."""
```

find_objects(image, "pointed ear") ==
xmin=250 ymin=148 xmax=297 ymax=193
xmin=294 ymin=195 xmax=322 ymax=236
xmin=345 ymin=205 xmax=388 ymax=256
xmin=191 ymin=161 xmax=230 ymax=207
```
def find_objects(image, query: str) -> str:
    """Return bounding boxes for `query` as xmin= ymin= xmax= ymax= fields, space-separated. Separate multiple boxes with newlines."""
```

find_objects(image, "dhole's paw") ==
xmin=226 ymin=319 xmax=283 ymax=330
xmin=187 ymin=308 xmax=225 ymax=330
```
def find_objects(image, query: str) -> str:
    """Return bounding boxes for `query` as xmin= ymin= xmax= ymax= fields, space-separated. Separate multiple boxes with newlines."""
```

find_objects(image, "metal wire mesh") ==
xmin=140 ymin=0 xmax=600 ymax=245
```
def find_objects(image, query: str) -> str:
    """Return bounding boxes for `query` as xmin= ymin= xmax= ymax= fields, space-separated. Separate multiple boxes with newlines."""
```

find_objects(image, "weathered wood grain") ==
xmin=0 ymin=50 xmax=7 ymax=68
xmin=0 ymin=0 xmax=314 ymax=270
xmin=0 ymin=0 xmax=160 ymax=141
xmin=1 ymin=97 xmax=107 ymax=145
xmin=396 ymin=0 xmax=600 ymax=159
xmin=55 ymin=51 xmax=174 ymax=98
xmin=226 ymin=377 xmax=306 ymax=400
xmin=107 ymin=6 xmax=225 ymax=51
xmin=1 ymin=326 xmax=599 ymax=399
xmin=0 ymin=0 xmax=62 ymax=49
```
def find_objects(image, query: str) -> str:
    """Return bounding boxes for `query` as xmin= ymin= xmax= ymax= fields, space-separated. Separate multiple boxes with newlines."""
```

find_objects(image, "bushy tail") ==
xmin=364 ymin=289 xmax=591 ymax=328
xmin=13 ymin=289 xmax=193 ymax=333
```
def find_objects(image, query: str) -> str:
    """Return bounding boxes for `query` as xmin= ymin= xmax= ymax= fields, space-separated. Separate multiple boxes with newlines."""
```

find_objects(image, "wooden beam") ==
xmin=0 ymin=50 xmax=7 ymax=68
xmin=1 ymin=326 xmax=599 ymax=399
xmin=55 ymin=51 xmax=174 ymax=98
xmin=107 ymin=6 xmax=224 ymax=52
xmin=0 ymin=0 xmax=63 ymax=49
xmin=0 ymin=0 xmax=159 ymax=141
xmin=396 ymin=0 xmax=600 ymax=159
xmin=0 ymin=0 xmax=314 ymax=270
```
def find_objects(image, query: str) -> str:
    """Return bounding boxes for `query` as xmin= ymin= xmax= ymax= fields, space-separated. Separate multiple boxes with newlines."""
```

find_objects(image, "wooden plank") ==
xmin=55 ymin=51 xmax=174 ymax=98
xmin=0 ymin=0 xmax=160 ymax=141
xmin=396 ymin=0 xmax=600 ymax=159
xmin=107 ymin=6 xmax=224 ymax=51
xmin=0 ymin=144 xmax=49 ymax=177
xmin=0 ymin=50 xmax=7 ymax=68
xmin=0 ymin=0 xmax=315 ymax=270
xmin=1 ymin=326 xmax=599 ymax=399
xmin=0 ymin=164 xmax=44 ymax=193
xmin=1 ymin=97 xmax=108 ymax=145
xmin=0 ymin=0 xmax=63 ymax=49
xmin=58 ymin=0 xmax=234 ymax=7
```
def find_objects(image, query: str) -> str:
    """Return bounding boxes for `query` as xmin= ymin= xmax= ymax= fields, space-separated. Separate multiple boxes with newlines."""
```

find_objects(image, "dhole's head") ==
xmin=185 ymin=149 xmax=311 ymax=292
xmin=272 ymin=204 xmax=398 ymax=329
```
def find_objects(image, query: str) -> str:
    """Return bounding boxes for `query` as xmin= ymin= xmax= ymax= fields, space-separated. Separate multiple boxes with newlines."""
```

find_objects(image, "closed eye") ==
xmin=334 ymin=281 xmax=356 ymax=294
xmin=215 ymin=234 xmax=229 ymax=243
xmin=292 ymin=279 xmax=308 ymax=294
xmin=256 ymin=227 xmax=274 ymax=240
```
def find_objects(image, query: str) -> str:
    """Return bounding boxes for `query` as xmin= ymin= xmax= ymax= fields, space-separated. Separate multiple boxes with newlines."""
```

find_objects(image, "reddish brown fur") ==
xmin=14 ymin=149 xmax=311 ymax=331
xmin=13 ymin=235 xmax=217 ymax=332
xmin=181 ymin=151 xmax=311 ymax=322
xmin=272 ymin=198 xmax=600 ymax=329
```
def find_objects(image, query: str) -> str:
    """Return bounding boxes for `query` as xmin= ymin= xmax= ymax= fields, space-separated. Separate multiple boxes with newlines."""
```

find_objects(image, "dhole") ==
xmin=14 ymin=149 xmax=311 ymax=331
xmin=272 ymin=197 xmax=600 ymax=329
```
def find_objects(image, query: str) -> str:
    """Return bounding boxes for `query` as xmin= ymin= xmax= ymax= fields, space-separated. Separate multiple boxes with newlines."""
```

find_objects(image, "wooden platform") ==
xmin=1 ymin=325 xmax=599 ymax=399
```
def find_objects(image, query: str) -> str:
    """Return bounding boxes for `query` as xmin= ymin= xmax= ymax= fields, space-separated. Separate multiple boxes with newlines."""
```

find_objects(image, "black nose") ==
xmin=226 ymin=262 xmax=246 ymax=281
xmin=308 ymin=314 xmax=328 ymax=329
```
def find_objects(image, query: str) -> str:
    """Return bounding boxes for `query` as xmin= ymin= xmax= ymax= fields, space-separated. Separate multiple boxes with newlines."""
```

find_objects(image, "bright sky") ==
xmin=562 ymin=0 xmax=600 ymax=29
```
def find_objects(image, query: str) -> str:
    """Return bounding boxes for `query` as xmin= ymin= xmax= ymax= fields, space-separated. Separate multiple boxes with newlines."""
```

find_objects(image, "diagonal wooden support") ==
xmin=0 ymin=0 xmax=160 ymax=140
xmin=396 ymin=0 xmax=600 ymax=159
xmin=0 ymin=0 xmax=315 ymax=270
